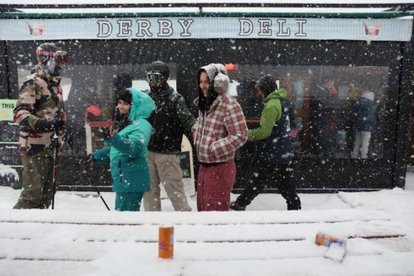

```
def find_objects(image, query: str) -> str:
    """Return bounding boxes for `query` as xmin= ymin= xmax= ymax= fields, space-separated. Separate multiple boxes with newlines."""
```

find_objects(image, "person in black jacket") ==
xmin=143 ymin=61 xmax=196 ymax=211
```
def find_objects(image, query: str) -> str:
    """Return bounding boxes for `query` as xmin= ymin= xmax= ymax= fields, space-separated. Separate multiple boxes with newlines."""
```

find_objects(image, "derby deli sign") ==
xmin=0 ymin=17 xmax=412 ymax=41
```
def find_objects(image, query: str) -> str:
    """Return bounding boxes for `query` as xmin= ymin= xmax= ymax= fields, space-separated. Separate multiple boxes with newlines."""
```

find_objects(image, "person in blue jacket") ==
xmin=90 ymin=87 xmax=155 ymax=211
xmin=351 ymin=90 xmax=376 ymax=159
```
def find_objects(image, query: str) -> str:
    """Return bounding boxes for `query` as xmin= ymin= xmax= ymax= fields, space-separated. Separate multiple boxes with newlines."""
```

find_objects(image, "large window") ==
xmin=17 ymin=62 xmax=388 ymax=160
xmin=17 ymin=63 xmax=177 ymax=154
xmin=230 ymin=65 xmax=389 ymax=160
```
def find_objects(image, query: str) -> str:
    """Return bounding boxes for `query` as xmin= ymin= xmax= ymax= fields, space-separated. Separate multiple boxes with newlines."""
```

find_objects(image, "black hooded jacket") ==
xmin=147 ymin=85 xmax=195 ymax=153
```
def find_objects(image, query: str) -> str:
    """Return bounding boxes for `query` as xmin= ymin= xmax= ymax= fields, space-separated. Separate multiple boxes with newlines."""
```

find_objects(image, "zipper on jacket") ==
xmin=118 ymin=160 xmax=124 ymax=184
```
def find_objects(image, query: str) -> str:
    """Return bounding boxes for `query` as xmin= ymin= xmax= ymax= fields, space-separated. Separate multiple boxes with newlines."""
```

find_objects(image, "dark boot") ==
xmin=287 ymin=196 xmax=301 ymax=210
xmin=230 ymin=201 xmax=246 ymax=211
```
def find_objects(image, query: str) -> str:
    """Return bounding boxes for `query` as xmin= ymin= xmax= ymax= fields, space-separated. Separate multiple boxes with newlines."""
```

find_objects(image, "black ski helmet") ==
xmin=146 ymin=61 xmax=170 ymax=80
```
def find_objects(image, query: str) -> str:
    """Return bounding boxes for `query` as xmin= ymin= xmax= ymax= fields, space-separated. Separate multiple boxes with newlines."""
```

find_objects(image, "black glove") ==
xmin=53 ymin=116 xmax=65 ymax=131
xmin=80 ymin=154 xmax=94 ymax=172
xmin=34 ymin=117 xmax=64 ymax=132
xmin=99 ymin=127 xmax=111 ymax=140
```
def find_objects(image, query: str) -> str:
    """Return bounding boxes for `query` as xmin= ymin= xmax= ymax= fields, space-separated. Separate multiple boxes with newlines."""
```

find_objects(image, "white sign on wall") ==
xmin=0 ymin=17 xmax=412 ymax=41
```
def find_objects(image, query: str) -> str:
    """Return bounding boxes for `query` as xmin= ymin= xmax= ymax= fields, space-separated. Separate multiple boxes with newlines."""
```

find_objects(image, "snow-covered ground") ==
xmin=0 ymin=172 xmax=414 ymax=275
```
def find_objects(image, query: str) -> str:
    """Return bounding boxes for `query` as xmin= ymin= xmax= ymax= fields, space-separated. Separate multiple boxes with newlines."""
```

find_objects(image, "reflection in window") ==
xmin=231 ymin=65 xmax=388 ymax=160
xmin=17 ymin=63 xmax=177 ymax=154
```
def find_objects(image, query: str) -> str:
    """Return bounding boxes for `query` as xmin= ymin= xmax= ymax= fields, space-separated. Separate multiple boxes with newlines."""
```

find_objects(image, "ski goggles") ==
xmin=146 ymin=72 xmax=164 ymax=84
xmin=36 ymin=49 xmax=69 ymax=66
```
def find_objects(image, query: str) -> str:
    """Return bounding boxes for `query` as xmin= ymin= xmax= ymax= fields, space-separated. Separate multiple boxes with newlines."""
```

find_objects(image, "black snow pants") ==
xmin=235 ymin=161 xmax=301 ymax=210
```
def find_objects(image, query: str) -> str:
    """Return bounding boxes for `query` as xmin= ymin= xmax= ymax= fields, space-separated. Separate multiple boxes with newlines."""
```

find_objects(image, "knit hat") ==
xmin=256 ymin=75 xmax=278 ymax=97
xmin=117 ymin=90 xmax=132 ymax=104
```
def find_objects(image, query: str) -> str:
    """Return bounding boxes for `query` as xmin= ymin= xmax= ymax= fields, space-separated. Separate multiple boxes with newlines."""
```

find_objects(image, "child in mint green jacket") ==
xmin=91 ymin=87 xmax=155 ymax=211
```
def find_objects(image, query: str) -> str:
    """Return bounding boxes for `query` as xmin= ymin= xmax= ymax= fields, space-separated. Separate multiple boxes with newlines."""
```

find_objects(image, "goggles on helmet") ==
xmin=36 ymin=49 xmax=68 ymax=66
xmin=146 ymin=72 xmax=164 ymax=85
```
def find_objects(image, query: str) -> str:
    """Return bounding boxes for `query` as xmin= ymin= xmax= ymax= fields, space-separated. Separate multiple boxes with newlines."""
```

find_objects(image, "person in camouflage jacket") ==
xmin=13 ymin=43 xmax=68 ymax=209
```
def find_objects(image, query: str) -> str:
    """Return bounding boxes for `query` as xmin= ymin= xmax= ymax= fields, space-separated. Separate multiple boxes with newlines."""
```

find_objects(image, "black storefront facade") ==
xmin=0 ymin=1 xmax=413 ymax=192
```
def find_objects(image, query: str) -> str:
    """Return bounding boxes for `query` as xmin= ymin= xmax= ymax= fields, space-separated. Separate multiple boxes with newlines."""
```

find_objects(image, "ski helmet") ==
xmin=36 ymin=43 xmax=68 ymax=76
xmin=145 ymin=61 xmax=169 ymax=89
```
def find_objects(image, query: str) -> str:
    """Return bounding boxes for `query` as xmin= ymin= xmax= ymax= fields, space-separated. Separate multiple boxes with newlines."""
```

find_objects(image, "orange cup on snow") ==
xmin=315 ymin=232 xmax=345 ymax=247
xmin=158 ymin=225 xmax=174 ymax=259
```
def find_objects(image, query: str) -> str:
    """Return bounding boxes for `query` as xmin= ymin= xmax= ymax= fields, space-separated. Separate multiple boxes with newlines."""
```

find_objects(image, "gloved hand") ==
xmin=80 ymin=154 xmax=94 ymax=172
xmin=99 ymin=127 xmax=112 ymax=140
xmin=53 ymin=116 xmax=65 ymax=131
xmin=34 ymin=116 xmax=65 ymax=132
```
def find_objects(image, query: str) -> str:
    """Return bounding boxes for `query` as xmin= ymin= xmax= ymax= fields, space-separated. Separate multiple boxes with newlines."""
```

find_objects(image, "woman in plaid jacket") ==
xmin=193 ymin=63 xmax=248 ymax=211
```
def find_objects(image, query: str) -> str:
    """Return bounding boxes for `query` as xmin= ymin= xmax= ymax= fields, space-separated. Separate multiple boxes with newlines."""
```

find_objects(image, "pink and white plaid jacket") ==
xmin=193 ymin=95 xmax=248 ymax=164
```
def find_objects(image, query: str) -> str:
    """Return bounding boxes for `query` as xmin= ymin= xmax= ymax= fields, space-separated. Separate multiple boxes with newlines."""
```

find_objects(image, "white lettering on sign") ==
xmin=96 ymin=18 xmax=308 ymax=38
xmin=276 ymin=19 xmax=290 ymax=37
xmin=136 ymin=19 xmax=153 ymax=37
xmin=178 ymin=19 xmax=194 ymax=37
xmin=117 ymin=20 xmax=132 ymax=37
xmin=258 ymin=19 xmax=272 ymax=36
xmin=97 ymin=20 xmax=112 ymax=37
xmin=158 ymin=19 xmax=173 ymax=37
xmin=239 ymin=19 xmax=254 ymax=36
xmin=239 ymin=18 xmax=308 ymax=38
xmin=295 ymin=19 xmax=307 ymax=37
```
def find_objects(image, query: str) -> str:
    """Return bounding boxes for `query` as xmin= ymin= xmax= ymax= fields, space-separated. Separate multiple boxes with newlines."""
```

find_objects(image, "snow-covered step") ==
xmin=0 ymin=219 xmax=405 ymax=244
xmin=2 ymin=252 xmax=414 ymax=276
xmin=0 ymin=209 xmax=392 ymax=225
xmin=0 ymin=208 xmax=411 ymax=276
xmin=182 ymin=252 xmax=414 ymax=276
xmin=1 ymin=236 xmax=410 ymax=263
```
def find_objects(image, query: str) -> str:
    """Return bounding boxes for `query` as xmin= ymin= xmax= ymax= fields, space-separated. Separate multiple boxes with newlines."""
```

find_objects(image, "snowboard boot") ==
xmin=287 ymin=196 xmax=301 ymax=210
xmin=230 ymin=201 xmax=246 ymax=211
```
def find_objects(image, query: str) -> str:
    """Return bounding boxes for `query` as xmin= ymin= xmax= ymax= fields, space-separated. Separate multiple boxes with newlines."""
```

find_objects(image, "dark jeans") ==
xmin=235 ymin=162 xmax=301 ymax=210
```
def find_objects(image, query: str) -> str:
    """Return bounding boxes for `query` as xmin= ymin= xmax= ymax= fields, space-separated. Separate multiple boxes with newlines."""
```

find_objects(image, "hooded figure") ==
xmin=92 ymin=87 xmax=155 ymax=211
xmin=351 ymin=90 xmax=376 ymax=159
xmin=197 ymin=63 xmax=229 ymax=112
xmin=250 ymin=75 xmax=294 ymax=162
xmin=231 ymin=75 xmax=301 ymax=211
xmin=193 ymin=63 xmax=248 ymax=211
xmin=13 ymin=42 xmax=68 ymax=209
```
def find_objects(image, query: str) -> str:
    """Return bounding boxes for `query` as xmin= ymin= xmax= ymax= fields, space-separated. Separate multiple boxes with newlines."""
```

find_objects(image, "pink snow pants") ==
xmin=197 ymin=160 xmax=236 ymax=211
